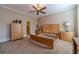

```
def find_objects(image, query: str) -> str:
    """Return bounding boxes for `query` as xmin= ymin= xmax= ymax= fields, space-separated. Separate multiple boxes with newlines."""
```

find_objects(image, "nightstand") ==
xmin=59 ymin=32 xmax=74 ymax=42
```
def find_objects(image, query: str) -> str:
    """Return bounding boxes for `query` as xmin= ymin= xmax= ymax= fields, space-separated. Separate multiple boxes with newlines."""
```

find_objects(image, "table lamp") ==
xmin=64 ymin=21 xmax=71 ymax=32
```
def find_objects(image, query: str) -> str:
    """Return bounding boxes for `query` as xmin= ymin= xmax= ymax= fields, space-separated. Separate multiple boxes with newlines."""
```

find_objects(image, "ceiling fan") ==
xmin=30 ymin=4 xmax=47 ymax=15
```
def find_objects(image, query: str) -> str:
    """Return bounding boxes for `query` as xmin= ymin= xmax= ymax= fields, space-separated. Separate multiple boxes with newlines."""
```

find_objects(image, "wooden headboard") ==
xmin=41 ymin=24 xmax=59 ymax=33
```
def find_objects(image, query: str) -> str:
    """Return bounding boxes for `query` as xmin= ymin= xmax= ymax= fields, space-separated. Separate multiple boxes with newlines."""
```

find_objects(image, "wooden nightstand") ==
xmin=59 ymin=32 xmax=74 ymax=42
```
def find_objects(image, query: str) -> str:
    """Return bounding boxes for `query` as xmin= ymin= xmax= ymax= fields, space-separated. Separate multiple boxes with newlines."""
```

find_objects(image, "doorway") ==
xmin=26 ymin=17 xmax=30 ymax=35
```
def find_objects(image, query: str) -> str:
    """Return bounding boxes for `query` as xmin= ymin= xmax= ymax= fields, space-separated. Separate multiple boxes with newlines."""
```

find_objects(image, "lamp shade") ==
xmin=64 ymin=21 xmax=71 ymax=32
xmin=65 ymin=22 xmax=71 ymax=26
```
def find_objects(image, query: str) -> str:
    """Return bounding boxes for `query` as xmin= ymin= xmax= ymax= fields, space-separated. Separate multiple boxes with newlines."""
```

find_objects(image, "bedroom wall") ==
xmin=74 ymin=5 xmax=78 ymax=37
xmin=0 ymin=7 xmax=37 ymax=42
xmin=77 ymin=5 xmax=79 ymax=37
xmin=38 ymin=9 xmax=75 ymax=33
xmin=30 ymin=16 xmax=37 ymax=34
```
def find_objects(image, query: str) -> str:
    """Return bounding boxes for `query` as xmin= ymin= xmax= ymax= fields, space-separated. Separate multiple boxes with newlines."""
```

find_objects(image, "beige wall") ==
xmin=73 ymin=5 xmax=79 ymax=37
xmin=30 ymin=16 xmax=37 ymax=34
xmin=38 ymin=9 xmax=75 ymax=32
xmin=77 ymin=5 xmax=79 ymax=37
xmin=0 ymin=7 xmax=37 ymax=42
xmin=74 ymin=5 xmax=78 ymax=37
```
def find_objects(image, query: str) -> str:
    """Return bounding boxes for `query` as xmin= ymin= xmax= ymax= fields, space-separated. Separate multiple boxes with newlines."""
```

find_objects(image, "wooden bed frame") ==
xmin=30 ymin=24 xmax=59 ymax=48
xmin=42 ymin=24 xmax=59 ymax=34
xmin=30 ymin=34 xmax=53 ymax=48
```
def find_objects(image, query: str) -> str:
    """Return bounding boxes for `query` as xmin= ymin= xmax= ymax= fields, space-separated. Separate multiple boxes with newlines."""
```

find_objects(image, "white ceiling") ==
xmin=0 ymin=4 xmax=75 ymax=17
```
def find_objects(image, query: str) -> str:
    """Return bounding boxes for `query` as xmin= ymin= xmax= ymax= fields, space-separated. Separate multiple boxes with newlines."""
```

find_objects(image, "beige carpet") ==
xmin=0 ymin=37 xmax=74 ymax=54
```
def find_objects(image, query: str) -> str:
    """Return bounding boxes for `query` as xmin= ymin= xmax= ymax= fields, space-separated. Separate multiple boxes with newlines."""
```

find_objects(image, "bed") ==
xmin=30 ymin=24 xmax=59 ymax=48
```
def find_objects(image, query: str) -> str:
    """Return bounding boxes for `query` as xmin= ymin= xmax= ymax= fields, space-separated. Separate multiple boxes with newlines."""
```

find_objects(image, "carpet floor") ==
xmin=0 ymin=37 xmax=74 ymax=54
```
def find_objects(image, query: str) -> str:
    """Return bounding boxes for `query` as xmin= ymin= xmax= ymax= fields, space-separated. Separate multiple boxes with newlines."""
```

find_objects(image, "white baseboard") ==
xmin=0 ymin=37 xmax=10 ymax=43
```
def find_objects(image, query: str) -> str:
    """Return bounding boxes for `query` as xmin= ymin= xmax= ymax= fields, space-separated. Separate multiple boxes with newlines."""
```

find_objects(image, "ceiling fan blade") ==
xmin=40 ymin=11 xmax=46 ymax=14
xmin=37 ymin=11 xmax=39 ymax=15
xmin=39 ymin=7 xmax=47 ymax=11
xmin=30 ymin=11 xmax=36 ymax=12
xmin=32 ymin=6 xmax=38 ymax=11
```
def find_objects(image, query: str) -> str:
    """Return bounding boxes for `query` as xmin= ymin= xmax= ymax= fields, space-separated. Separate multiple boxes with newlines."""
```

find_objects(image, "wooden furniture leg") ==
xmin=73 ymin=39 xmax=77 ymax=54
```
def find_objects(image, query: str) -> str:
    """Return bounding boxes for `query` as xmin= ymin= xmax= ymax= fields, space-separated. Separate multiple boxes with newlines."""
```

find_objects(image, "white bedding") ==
xmin=38 ymin=33 xmax=58 ymax=40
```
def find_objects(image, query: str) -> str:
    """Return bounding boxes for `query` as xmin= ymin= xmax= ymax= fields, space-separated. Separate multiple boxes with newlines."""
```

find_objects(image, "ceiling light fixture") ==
xmin=30 ymin=4 xmax=47 ymax=15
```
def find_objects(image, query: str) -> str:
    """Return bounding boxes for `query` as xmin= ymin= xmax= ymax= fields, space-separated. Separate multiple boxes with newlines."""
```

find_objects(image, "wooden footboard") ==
xmin=30 ymin=34 xmax=53 ymax=48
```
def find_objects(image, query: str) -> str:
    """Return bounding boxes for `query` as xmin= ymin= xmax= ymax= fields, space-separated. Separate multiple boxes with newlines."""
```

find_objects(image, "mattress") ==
xmin=39 ymin=33 xmax=58 ymax=40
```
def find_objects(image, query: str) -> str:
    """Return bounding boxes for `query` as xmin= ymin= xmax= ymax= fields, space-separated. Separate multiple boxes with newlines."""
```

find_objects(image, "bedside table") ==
xmin=59 ymin=32 xmax=74 ymax=42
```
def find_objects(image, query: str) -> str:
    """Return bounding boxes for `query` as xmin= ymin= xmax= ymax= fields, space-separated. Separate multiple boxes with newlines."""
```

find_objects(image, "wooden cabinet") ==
xmin=11 ymin=22 xmax=23 ymax=41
